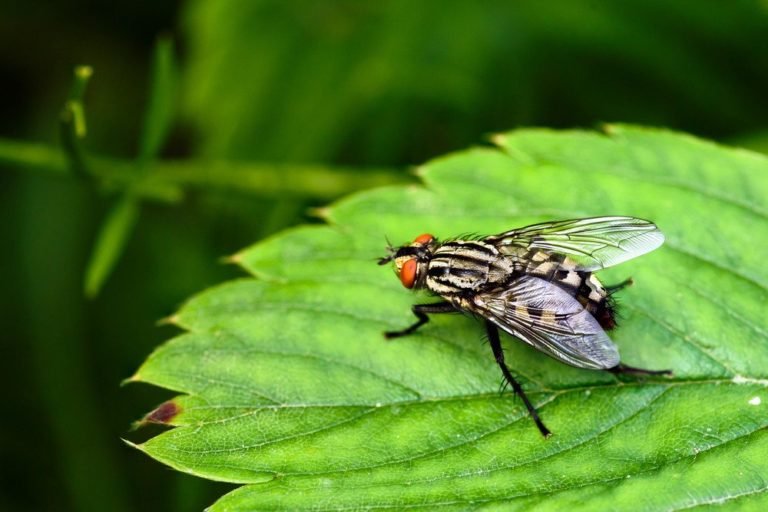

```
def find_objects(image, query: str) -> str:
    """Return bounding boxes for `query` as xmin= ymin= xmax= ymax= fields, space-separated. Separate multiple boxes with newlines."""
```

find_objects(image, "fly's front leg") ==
xmin=485 ymin=320 xmax=552 ymax=438
xmin=384 ymin=302 xmax=456 ymax=339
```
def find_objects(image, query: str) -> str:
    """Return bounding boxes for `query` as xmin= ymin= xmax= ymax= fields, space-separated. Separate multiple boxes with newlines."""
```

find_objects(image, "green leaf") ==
xmin=130 ymin=125 xmax=768 ymax=510
xmin=84 ymin=195 xmax=140 ymax=298
xmin=138 ymin=36 xmax=177 ymax=165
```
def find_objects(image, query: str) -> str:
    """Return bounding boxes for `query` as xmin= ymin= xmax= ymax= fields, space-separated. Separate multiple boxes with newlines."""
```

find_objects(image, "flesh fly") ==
xmin=379 ymin=216 xmax=669 ymax=437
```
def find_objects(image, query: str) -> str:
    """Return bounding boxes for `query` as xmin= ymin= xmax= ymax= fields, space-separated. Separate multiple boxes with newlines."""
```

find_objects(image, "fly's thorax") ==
xmin=425 ymin=240 xmax=514 ymax=296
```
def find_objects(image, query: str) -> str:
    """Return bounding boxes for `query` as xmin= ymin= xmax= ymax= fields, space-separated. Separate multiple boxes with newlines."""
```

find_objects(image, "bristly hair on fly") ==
xmin=378 ymin=216 xmax=671 ymax=437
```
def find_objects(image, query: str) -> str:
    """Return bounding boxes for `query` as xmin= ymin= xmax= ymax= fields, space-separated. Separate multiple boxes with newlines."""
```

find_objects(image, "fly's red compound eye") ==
xmin=413 ymin=233 xmax=434 ymax=245
xmin=399 ymin=258 xmax=418 ymax=288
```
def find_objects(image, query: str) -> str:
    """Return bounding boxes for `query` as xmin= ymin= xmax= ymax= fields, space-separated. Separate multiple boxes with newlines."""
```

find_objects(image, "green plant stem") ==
xmin=59 ymin=66 xmax=93 ymax=176
xmin=0 ymin=137 xmax=411 ymax=202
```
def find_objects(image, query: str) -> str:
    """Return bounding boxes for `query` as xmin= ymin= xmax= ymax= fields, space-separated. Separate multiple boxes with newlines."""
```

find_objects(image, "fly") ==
xmin=378 ymin=216 xmax=670 ymax=437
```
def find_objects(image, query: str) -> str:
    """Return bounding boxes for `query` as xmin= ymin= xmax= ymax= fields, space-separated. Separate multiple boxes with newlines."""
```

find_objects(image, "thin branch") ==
xmin=0 ymin=137 xmax=412 ymax=202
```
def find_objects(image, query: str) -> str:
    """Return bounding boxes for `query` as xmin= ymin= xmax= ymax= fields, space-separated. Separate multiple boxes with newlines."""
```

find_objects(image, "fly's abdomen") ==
xmin=521 ymin=251 xmax=617 ymax=330
xmin=549 ymin=268 xmax=616 ymax=330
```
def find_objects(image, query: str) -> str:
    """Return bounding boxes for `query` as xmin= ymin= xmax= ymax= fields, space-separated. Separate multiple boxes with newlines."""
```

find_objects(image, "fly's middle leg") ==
xmin=384 ymin=302 xmax=456 ymax=339
xmin=485 ymin=320 xmax=552 ymax=438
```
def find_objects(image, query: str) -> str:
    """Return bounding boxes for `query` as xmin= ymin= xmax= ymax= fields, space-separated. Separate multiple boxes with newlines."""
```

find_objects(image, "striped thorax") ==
xmin=426 ymin=241 xmax=515 ymax=296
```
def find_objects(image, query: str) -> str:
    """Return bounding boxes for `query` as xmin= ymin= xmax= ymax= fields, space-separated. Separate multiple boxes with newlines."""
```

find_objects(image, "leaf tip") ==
xmin=157 ymin=314 xmax=181 ymax=327
xmin=120 ymin=374 xmax=141 ymax=386
xmin=411 ymin=165 xmax=427 ymax=178
xmin=309 ymin=206 xmax=331 ymax=220
xmin=489 ymin=132 xmax=506 ymax=146
xmin=221 ymin=252 xmax=243 ymax=265
xmin=121 ymin=438 xmax=144 ymax=452
xmin=601 ymin=123 xmax=622 ymax=136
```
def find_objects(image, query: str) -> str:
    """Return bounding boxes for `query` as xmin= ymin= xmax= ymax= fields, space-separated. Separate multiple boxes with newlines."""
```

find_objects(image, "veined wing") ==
xmin=484 ymin=216 xmax=664 ymax=271
xmin=472 ymin=275 xmax=619 ymax=370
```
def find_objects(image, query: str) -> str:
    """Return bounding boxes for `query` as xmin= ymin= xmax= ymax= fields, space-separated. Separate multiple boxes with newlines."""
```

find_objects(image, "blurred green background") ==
xmin=2 ymin=1 xmax=768 ymax=510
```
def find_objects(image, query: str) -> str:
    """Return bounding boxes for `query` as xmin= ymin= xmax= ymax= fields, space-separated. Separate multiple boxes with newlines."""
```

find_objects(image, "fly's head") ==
xmin=378 ymin=233 xmax=436 ymax=289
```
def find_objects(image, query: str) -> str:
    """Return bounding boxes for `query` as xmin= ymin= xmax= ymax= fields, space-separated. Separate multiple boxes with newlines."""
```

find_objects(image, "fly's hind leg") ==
xmin=485 ymin=321 xmax=551 ymax=438
xmin=384 ymin=302 xmax=456 ymax=339
xmin=608 ymin=363 xmax=673 ymax=377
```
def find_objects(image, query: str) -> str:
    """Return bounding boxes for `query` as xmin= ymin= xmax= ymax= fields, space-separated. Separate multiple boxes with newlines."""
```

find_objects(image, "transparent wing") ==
xmin=472 ymin=275 xmax=620 ymax=369
xmin=484 ymin=216 xmax=664 ymax=271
